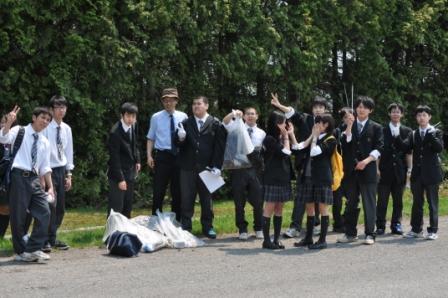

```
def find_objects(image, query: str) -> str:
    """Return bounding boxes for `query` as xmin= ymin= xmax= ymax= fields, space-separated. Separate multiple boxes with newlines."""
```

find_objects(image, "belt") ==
xmin=13 ymin=168 xmax=38 ymax=177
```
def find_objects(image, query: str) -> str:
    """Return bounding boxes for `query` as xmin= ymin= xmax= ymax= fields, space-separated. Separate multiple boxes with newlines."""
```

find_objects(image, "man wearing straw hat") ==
xmin=147 ymin=88 xmax=187 ymax=221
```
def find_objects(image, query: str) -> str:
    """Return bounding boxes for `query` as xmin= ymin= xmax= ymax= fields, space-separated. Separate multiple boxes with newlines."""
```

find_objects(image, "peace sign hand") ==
xmin=6 ymin=105 xmax=20 ymax=125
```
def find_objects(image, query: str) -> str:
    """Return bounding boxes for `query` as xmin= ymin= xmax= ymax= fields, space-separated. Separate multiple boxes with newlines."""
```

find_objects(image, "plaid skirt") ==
xmin=262 ymin=184 xmax=292 ymax=203
xmin=298 ymin=177 xmax=333 ymax=205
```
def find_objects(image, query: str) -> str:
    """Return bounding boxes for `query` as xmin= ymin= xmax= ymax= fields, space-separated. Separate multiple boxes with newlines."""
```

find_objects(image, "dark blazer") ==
xmin=289 ymin=111 xmax=314 ymax=171
xmin=341 ymin=119 xmax=384 ymax=184
xmin=309 ymin=134 xmax=337 ymax=186
xmin=176 ymin=115 xmax=227 ymax=172
xmin=379 ymin=124 xmax=412 ymax=184
xmin=107 ymin=121 xmax=141 ymax=182
xmin=262 ymin=135 xmax=295 ymax=185
xmin=396 ymin=128 xmax=444 ymax=185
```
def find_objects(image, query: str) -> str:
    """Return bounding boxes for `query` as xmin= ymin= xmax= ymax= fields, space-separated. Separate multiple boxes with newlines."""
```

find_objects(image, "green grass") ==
xmin=1 ymin=187 xmax=447 ymax=257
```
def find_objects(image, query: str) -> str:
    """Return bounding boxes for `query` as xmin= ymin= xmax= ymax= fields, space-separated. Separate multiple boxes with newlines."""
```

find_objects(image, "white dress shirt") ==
xmin=223 ymin=120 xmax=266 ymax=148
xmin=389 ymin=122 xmax=400 ymax=137
xmin=146 ymin=110 xmax=188 ymax=150
xmin=194 ymin=114 xmax=209 ymax=130
xmin=0 ymin=124 xmax=51 ymax=176
xmin=42 ymin=119 xmax=74 ymax=170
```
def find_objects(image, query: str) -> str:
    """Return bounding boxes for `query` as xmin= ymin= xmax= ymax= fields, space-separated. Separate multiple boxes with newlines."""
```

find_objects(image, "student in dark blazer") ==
xmin=176 ymin=96 xmax=227 ymax=239
xmin=294 ymin=114 xmax=337 ymax=249
xmin=398 ymin=105 xmax=443 ymax=240
xmin=270 ymin=94 xmax=327 ymax=237
xmin=376 ymin=103 xmax=412 ymax=235
xmin=107 ymin=102 xmax=141 ymax=218
xmin=0 ymin=114 xmax=12 ymax=238
xmin=337 ymin=96 xmax=384 ymax=245
xmin=261 ymin=111 xmax=298 ymax=249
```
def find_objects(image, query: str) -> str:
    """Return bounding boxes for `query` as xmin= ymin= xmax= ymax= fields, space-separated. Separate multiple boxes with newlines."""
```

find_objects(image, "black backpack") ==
xmin=0 ymin=127 xmax=25 ymax=193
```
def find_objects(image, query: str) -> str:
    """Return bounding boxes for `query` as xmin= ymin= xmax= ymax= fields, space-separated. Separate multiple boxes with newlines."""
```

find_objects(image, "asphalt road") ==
xmin=1 ymin=218 xmax=448 ymax=298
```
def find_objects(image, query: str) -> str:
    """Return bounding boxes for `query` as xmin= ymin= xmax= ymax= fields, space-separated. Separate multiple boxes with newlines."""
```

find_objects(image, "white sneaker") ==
xmin=425 ymin=233 xmax=438 ymax=240
xmin=14 ymin=252 xmax=38 ymax=262
xmin=403 ymin=231 xmax=423 ymax=238
xmin=337 ymin=234 xmax=358 ymax=243
xmin=31 ymin=250 xmax=50 ymax=261
xmin=283 ymin=228 xmax=299 ymax=238
xmin=364 ymin=235 xmax=375 ymax=245
xmin=238 ymin=232 xmax=249 ymax=240
xmin=313 ymin=226 xmax=321 ymax=236
xmin=255 ymin=230 xmax=264 ymax=239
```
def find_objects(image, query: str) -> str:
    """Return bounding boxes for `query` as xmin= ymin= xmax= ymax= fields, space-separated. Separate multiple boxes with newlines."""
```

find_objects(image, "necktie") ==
xmin=31 ymin=133 xmax=38 ymax=171
xmin=56 ymin=126 xmax=63 ymax=161
xmin=420 ymin=130 xmax=425 ymax=139
xmin=198 ymin=120 xmax=204 ymax=130
xmin=357 ymin=123 xmax=364 ymax=134
xmin=247 ymin=127 xmax=253 ymax=138
xmin=170 ymin=114 xmax=177 ymax=155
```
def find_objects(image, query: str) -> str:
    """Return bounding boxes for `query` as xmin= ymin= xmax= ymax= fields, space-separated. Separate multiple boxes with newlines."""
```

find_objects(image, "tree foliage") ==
xmin=1 ymin=0 xmax=447 ymax=207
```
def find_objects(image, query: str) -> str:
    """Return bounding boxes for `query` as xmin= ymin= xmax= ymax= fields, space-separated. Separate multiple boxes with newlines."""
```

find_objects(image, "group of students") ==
xmin=1 ymin=88 xmax=443 ymax=262
xmin=0 ymin=96 xmax=74 ymax=262
xmin=139 ymin=88 xmax=443 ymax=251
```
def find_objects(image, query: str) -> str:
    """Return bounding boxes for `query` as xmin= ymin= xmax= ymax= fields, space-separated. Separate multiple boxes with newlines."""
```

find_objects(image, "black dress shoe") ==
xmin=262 ymin=241 xmax=277 ymax=249
xmin=294 ymin=238 xmax=313 ymax=247
xmin=273 ymin=241 xmax=285 ymax=249
xmin=376 ymin=228 xmax=385 ymax=236
xmin=308 ymin=241 xmax=327 ymax=250
xmin=42 ymin=242 xmax=52 ymax=253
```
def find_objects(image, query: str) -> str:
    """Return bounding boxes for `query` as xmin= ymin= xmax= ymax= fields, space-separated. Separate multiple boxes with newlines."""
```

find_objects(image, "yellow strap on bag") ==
xmin=324 ymin=136 xmax=344 ymax=191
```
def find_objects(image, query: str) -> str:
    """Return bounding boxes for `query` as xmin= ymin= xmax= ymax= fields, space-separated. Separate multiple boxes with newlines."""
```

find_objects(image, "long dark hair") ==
xmin=266 ymin=110 xmax=286 ymax=140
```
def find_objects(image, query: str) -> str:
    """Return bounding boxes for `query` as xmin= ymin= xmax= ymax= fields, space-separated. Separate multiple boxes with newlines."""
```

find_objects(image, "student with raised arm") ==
xmin=0 ymin=106 xmax=54 ymax=262
xmin=222 ymin=108 xmax=265 ymax=240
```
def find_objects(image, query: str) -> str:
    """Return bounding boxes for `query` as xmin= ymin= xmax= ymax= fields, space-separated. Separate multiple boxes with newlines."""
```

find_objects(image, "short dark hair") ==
xmin=315 ymin=113 xmax=335 ymax=134
xmin=49 ymin=95 xmax=68 ymax=108
xmin=193 ymin=96 xmax=209 ymax=105
xmin=311 ymin=95 xmax=328 ymax=109
xmin=244 ymin=107 xmax=258 ymax=114
xmin=339 ymin=107 xmax=354 ymax=118
xmin=120 ymin=102 xmax=138 ymax=115
xmin=32 ymin=107 xmax=52 ymax=121
xmin=354 ymin=96 xmax=375 ymax=110
xmin=387 ymin=102 xmax=404 ymax=113
xmin=415 ymin=105 xmax=432 ymax=116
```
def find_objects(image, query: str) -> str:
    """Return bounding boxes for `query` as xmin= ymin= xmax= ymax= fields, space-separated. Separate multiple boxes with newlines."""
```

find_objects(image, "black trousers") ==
xmin=8 ymin=169 xmax=50 ymax=254
xmin=180 ymin=169 xmax=214 ymax=232
xmin=376 ymin=177 xmax=404 ymax=230
xmin=230 ymin=168 xmax=263 ymax=233
xmin=332 ymin=187 xmax=345 ymax=228
xmin=343 ymin=176 xmax=377 ymax=237
xmin=410 ymin=178 xmax=439 ymax=233
xmin=48 ymin=166 xmax=66 ymax=244
xmin=108 ymin=178 xmax=135 ymax=219
xmin=289 ymin=179 xmax=320 ymax=230
xmin=151 ymin=151 xmax=181 ymax=220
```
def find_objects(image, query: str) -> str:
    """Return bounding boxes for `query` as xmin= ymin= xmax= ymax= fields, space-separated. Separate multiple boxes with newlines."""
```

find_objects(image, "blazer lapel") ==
xmin=200 ymin=116 xmax=213 ymax=134
xmin=189 ymin=116 xmax=200 ymax=136
xmin=360 ymin=119 xmax=370 ymax=137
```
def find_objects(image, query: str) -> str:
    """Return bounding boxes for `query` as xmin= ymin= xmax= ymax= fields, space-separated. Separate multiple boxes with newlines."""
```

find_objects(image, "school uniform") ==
xmin=396 ymin=126 xmax=443 ymax=234
xmin=341 ymin=118 xmax=384 ymax=238
xmin=332 ymin=126 xmax=345 ymax=231
xmin=376 ymin=123 xmax=412 ymax=233
xmin=284 ymin=108 xmax=319 ymax=231
xmin=147 ymin=110 xmax=187 ymax=220
xmin=107 ymin=120 xmax=140 ymax=218
xmin=0 ymin=125 xmax=51 ymax=254
xmin=224 ymin=120 xmax=265 ymax=234
xmin=0 ymin=143 xmax=11 ymax=238
xmin=42 ymin=119 xmax=74 ymax=245
xmin=175 ymin=114 xmax=227 ymax=234
xmin=295 ymin=133 xmax=336 ymax=248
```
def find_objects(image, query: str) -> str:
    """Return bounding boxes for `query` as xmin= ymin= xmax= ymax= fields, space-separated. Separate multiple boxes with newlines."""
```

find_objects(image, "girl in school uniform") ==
xmin=261 ymin=111 xmax=298 ymax=249
xmin=294 ymin=113 xmax=336 ymax=249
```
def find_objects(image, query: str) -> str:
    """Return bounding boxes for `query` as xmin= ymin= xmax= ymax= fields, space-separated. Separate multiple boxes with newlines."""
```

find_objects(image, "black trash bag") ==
xmin=106 ymin=231 xmax=142 ymax=257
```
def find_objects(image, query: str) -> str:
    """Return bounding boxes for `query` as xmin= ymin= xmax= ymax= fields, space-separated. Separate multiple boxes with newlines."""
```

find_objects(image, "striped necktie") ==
xmin=56 ymin=126 xmax=63 ymax=161
xmin=31 ymin=133 xmax=38 ymax=171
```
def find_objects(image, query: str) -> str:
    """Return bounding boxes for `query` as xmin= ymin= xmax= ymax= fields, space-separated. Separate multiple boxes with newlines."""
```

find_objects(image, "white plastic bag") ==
xmin=103 ymin=210 xmax=167 ymax=253
xmin=133 ymin=211 xmax=205 ymax=248
xmin=223 ymin=118 xmax=254 ymax=169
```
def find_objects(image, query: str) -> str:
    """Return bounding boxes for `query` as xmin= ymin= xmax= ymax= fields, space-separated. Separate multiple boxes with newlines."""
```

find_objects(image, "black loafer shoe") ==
xmin=308 ymin=241 xmax=327 ymax=250
xmin=294 ymin=238 xmax=313 ymax=247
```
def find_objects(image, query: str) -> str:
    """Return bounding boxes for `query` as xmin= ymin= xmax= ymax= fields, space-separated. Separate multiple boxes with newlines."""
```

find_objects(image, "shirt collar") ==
xmin=245 ymin=123 xmax=257 ymax=129
xmin=357 ymin=118 xmax=368 ymax=126
xmin=318 ymin=133 xmax=326 ymax=140
xmin=420 ymin=125 xmax=433 ymax=133
xmin=195 ymin=113 xmax=209 ymax=123
xmin=120 ymin=119 xmax=132 ymax=132
xmin=389 ymin=122 xmax=400 ymax=130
